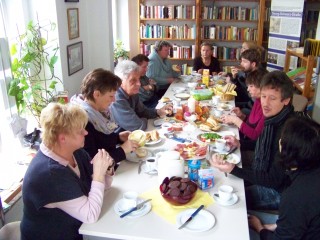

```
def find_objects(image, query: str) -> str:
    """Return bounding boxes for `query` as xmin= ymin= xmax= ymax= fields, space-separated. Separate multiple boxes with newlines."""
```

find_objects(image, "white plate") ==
xmin=218 ymin=131 xmax=236 ymax=137
xmin=153 ymin=119 xmax=165 ymax=127
xmin=224 ymin=153 xmax=240 ymax=164
xmin=176 ymin=209 xmax=215 ymax=232
xmin=213 ymin=193 xmax=238 ymax=206
xmin=174 ymin=93 xmax=191 ymax=100
xmin=114 ymin=198 xmax=152 ymax=218
xmin=217 ymin=103 xmax=233 ymax=111
xmin=141 ymin=164 xmax=158 ymax=175
xmin=145 ymin=138 xmax=162 ymax=146
xmin=172 ymin=87 xmax=186 ymax=93
xmin=126 ymin=148 xmax=153 ymax=163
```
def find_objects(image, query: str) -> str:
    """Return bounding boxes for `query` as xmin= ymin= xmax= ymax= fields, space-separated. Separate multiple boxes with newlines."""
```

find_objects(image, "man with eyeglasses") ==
xmin=146 ymin=40 xmax=181 ymax=98
xmin=110 ymin=60 xmax=172 ymax=131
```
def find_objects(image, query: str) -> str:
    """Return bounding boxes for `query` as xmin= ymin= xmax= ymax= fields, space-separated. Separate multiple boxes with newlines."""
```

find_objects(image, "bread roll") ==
xmin=161 ymin=97 xmax=171 ymax=103
xmin=136 ymin=148 xmax=147 ymax=158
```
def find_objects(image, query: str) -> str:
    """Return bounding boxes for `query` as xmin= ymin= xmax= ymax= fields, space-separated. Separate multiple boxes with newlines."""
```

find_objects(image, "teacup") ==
xmin=213 ymin=109 xmax=223 ymax=117
xmin=122 ymin=191 xmax=138 ymax=211
xmin=146 ymin=157 xmax=157 ymax=171
xmin=212 ymin=96 xmax=221 ymax=106
xmin=215 ymin=139 xmax=226 ymax=151
xmin=218 ymin=185 xmax=234 ymax=202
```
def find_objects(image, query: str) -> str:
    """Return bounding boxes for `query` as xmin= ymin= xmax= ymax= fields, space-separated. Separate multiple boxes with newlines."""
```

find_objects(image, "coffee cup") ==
xmin=213 ymin=109 xmax=223 ymax=118
xmin=146 ymin=157 xmax=157 ymax=171
xmin=122 ymin=191 xmax=138 ymax=211
xmin=212 ymin=96 xmax=221 ymax=106
xmin=215 ymin=139 xmax=226 ymax=151
xmin=218 ymin=185 xmax=233 ymax=202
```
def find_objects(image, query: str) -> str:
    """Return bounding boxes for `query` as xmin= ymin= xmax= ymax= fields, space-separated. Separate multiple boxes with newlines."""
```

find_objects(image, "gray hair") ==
xmin=114 ymin=60 xmax=140 ymax=80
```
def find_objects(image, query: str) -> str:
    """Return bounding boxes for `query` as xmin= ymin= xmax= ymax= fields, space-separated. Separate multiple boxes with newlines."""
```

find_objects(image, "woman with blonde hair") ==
xmin=21 ymin=103 xmax=114 ymax=240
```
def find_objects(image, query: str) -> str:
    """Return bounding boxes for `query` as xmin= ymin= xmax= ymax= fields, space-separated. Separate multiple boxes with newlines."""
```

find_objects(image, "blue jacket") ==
xmin=146 ymin=51 xmax=180 ymax=90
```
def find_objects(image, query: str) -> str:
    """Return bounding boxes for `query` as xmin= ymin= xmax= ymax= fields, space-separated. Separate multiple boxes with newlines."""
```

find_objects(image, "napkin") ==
xmin=140 ymin=188 xmax=214 ymax=224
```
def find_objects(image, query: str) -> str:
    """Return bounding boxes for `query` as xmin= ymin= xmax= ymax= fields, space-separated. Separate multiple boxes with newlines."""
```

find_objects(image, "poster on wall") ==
xmin=266 ymin=0 xmax=304 ymax=71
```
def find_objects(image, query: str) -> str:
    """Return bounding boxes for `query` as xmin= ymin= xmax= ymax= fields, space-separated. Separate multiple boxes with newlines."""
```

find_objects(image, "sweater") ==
xmin=84 ymin=121 xmax=126 ymax=163
xmin=193 ymin=56 xmax=221 ymax=74
xmin=21 ymin=149 xmax=93 ymax=240
xmin=260 ymin=168 xmax=320 ymax=240
xmin=110 ymin=87 xmax=158 ymax=131
xmin=146 ymin=51 xmax=180 ymax=90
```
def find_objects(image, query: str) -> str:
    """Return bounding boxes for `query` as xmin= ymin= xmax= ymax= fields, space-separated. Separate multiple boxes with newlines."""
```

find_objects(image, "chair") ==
xmin=292 ymin=94 xmax=308 ymax=112
xmin=0 ymin=198 xmax=21 ymax=240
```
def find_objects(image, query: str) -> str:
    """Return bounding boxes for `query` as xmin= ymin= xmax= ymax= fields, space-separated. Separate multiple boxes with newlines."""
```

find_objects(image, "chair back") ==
xmin=0 ymin=197 xmax=21 ymax=240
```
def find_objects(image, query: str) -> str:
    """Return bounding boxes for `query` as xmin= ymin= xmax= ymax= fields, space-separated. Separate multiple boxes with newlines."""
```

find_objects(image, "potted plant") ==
xmin=114 ymin=39 xmax=129 ymax=63
xmin=8 ymin=20 xmax=64 ymax=125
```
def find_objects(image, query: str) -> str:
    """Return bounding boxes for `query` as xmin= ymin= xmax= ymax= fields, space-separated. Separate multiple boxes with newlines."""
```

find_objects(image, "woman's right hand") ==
xmin=120 ymin=140 xmax=140 ymax=154
xmin=91 ymin=149 xmax=114 ymax=183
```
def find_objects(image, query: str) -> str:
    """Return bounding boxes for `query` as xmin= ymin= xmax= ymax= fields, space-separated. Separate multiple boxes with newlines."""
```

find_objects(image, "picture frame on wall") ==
xmin=65 ymin=0 xmax=79 ymax=2
xmin=67 ymin=8 xmax=79 ymax=39
xmin=67 ymin=42 xmax=83 ymax=76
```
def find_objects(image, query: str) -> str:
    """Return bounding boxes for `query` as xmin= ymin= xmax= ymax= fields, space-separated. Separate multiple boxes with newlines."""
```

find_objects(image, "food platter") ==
xmin=197 ymin=132 xmax=222 ymax=143
xmin=174 ymin=142 xmax=207 ymax=160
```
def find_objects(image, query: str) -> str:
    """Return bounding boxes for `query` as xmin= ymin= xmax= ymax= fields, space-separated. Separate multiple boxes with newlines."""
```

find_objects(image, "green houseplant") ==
xmin=114 ymin=39 xmax=129 ymax=63
xmin=8 ymin=20 xmax=63 ymax=125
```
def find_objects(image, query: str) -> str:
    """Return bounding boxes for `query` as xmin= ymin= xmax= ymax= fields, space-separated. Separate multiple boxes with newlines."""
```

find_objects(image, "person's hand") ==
xmin=218 ymin=71 xmax=227 ymax=77
xmin=120 ymin=140 xmax=140 ymax=154
xmin=224 ymin=135 xmax=240 ymax=149
xmin=248 ymin=215 xmax=265 ymax=233
xmin=167 ymin=77 xmax=176 ymax=84
xmin=197 ymin=69 xmax=204 ymax=75
xmin=220 ymin=115 xmax=243 ymax=128
xmin=119 ymin=131 xmax=130 ymax=142
xmin=230 ymin=66 xmax=239 ymax=78
xmin=149 ymin=79 xmax=156 ymax=85
xmin=231 ymin=107 xmax=243 ymax=118
xmin=91 ymin=149 xmax=114 ymax=183
xmin=208 ymin=153 xmax=235 ymax=173
xmin=157 ymin=103 xmax=173 ymax=118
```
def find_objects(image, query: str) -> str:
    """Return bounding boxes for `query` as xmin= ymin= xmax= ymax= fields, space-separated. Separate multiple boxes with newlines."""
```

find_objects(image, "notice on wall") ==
xmin=267 ymin=0 xmax=304 ymax=71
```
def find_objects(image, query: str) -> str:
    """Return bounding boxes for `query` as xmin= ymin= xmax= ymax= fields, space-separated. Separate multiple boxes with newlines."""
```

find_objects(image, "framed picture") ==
xmin=67 ymin=8 xmax=79 ymax=39
xmin=67 ymin=42 xmax=83 ymax=76
xmin=65 ymin=0 xmax=79 ymax=2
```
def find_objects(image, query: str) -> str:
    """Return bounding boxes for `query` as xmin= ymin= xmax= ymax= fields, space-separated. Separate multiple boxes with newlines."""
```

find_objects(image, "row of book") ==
xmin=139 ymin=42 xmax=196 ymax=60
xmin=202 ymin=6 xmax=258 ymax=21
xmin=202 ymin=26 xmax=258 ymax=41
xmin=140 ymin=23 xmax=196 ymax=39
xmin=140 ymin=4 xmax=196 ymax=19
xmin=212 ymin=46 xmax=241 ymax=60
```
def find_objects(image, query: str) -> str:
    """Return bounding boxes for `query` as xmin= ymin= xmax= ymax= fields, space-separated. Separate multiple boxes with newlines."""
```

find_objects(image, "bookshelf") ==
xmin=138 ymin=0 xmax=266 ymax=66
xmin=284 ymin=48 xmax=316 ymax=99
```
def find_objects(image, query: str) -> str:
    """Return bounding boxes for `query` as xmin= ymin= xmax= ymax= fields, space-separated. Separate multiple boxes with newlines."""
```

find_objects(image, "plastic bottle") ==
xmin=188 ymin=160 xmax=201 ymax=181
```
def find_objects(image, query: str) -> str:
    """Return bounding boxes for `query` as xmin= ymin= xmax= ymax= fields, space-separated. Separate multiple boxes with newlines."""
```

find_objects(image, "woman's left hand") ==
xmin=208 ymin=153 xmax=235 ymax=173
xmin=248 ymin=215 xmax=265 ymax=233
xmin=119 ymin=131 xmax=130 ymax=142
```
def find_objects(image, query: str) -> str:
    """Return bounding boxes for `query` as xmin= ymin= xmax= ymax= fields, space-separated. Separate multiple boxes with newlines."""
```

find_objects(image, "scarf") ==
xmin=252 ymin=105 xmax=294 ymax=171
xmin=70 ymin=94 xmax=118 ymax=134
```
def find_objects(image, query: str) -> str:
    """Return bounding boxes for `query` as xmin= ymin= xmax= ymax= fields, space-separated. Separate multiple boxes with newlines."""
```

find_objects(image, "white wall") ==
xmin=55 ymin=0 xmax=114 ymax=98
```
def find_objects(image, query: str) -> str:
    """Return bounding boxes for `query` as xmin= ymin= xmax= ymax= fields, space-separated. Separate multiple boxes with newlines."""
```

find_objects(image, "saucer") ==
xmin=141 ymin=164 xmax=158 ymax=175
xmin=213 ymin=193 xmax=238 ymax=206
xmin=114 ymin=198 xmax=152 ymax=218
xmin=126 ymin=149 xmax=153 ymax=163
xmin=176 ymin=209 xmax=215 ymax=232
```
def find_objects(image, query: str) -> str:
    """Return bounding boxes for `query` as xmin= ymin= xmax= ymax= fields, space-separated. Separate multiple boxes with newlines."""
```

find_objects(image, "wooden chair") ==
xmin=0 ymin=198 xmax=21 ymax=240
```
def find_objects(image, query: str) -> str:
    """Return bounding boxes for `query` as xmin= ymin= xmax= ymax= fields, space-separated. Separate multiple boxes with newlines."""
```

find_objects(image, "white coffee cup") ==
xmin=146 ymin=157 xmax=157 ymax=171
xmin=122 ymin=191 xmax=138 ymax=211
xmin=215 ymin=139 xmax=226 ymax=151
xmin=212 ymin=95 xmax=221 ymax=106
xmin=213 ymin=109 xmax=223 ymax=117
xmin=218 ymin=185 xmax=233 ymax=202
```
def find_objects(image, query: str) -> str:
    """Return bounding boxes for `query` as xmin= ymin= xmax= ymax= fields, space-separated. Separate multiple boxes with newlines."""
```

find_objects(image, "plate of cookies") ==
xmin=126 ymin=148 xmax=153 ymax=163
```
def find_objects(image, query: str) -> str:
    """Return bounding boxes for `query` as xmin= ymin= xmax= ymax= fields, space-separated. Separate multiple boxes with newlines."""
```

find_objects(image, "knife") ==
xmin=138 ymin=160 xmax=143 ymax=174
xmin=120 ymin=199 xmax=152 ymax=218
xmin=178 ymin=205 xmax=204 ymax=229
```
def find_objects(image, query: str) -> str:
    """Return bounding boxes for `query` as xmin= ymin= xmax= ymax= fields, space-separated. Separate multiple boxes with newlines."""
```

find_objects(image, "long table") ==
xmin=79 ymin=80 xmax=250 ymax=240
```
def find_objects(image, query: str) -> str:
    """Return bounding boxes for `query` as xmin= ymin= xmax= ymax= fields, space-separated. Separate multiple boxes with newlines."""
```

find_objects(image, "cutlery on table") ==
xmin=164 ymin=133 xmax=186 ymax=143
xmin=138 ymin=160 xmax=143 ymax=174
xmin=120 ymin=199 xmax=152 ymax=218
xmin=178 ymin=205 xmax=204 ymax=230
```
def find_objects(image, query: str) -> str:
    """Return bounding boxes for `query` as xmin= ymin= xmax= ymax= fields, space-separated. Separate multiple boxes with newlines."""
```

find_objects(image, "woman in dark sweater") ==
xmin=193 ymin=42 xmax=220 ymax=75
xmin=249 ymin=117 xmax=320 ymax=240
xmin=71 ymin=68 xmax=139 ymax=163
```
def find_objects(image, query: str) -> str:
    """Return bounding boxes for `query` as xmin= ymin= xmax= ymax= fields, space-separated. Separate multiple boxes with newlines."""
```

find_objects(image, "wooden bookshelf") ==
xmin=284 ymin=48 xmax=316 ymax=99
xmin=138 ymin=0 xmax=266 ymax=64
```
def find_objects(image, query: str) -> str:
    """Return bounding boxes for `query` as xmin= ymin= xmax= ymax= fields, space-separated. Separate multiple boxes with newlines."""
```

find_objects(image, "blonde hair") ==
xmin=40 ymin=103 xmax=88 ymax=148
